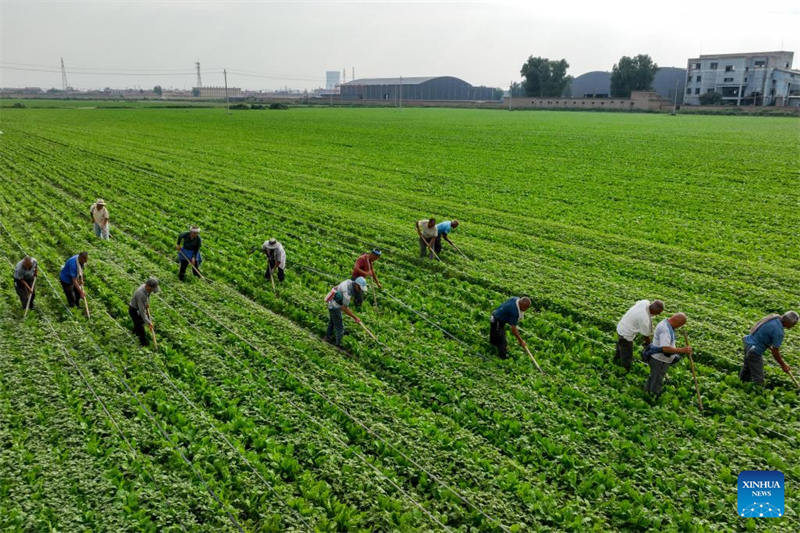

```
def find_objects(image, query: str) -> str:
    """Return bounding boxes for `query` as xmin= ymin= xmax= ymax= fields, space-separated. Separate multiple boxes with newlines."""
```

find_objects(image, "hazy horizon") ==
xmin=2 ymin=0 xmax=799 ymax=91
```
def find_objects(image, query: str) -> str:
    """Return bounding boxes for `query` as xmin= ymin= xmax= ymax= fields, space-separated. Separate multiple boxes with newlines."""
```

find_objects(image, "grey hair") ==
xmin=783 ymin=311 xmax=799 ymax=326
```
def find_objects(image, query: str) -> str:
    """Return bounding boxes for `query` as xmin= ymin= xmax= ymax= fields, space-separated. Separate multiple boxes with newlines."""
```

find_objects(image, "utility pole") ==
xmin=343 ymin=68 xmax=346 ymax=84
xmin=399 ymin=76 xmax=403 ymax=111
xmin=195 ymin=62 xmax=202 ymax=88
xmin=223 ymin=69 xmax=229 ymax=114
xmin=60 ymin=58 xmax=69 ymax=92
xmin=352 ymin=67 xmax=355 ymax=82
xmin=671 ymin=78 xmax=679 ymax=115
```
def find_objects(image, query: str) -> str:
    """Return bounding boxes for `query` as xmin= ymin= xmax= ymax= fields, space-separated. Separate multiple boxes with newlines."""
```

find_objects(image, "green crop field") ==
xmin=0 ymin=105 xmax=798 ymax=532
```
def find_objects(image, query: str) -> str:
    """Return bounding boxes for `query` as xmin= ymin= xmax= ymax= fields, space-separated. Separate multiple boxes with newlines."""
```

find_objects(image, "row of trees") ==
xmin=514 ymin=54 xmax=660 ymax=98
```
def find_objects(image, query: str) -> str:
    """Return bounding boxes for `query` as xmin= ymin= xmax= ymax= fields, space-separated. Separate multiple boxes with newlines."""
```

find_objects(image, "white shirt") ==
xmin=91 ymin=204 xmax=109 ymax=225
xmin=327 ymin=280 xmax=353 ymax=310
xmin=616 ymin=300 xmax=653 ymax=341
xmin=262 ymin=241 xmax=286 ymax=269
xmin=651 ymin=319 xmax=677 ymax=364
xmin=516 ymin=298 xmax=525 ymax=323
xmin=418 ymin=219 xmax=438 ymax=239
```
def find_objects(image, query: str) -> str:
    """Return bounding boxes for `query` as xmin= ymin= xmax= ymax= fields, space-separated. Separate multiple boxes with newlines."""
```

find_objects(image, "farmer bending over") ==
xmin=740 ymin=311 xmax=798 ymax=386
xmin=615 ymin=299 xmax=664 ymax=372
xmin=176 ymin=225 xmax=202 ymax=281
xmin=324 ymin=277 xmax=367 ymax=347
xmin=13 ymin=255 xmax=38 ymax=310
xmin=490 ymin=296 xmax=532 ymax=359
xmin=643 ymin=313 xmax=692 ymax=396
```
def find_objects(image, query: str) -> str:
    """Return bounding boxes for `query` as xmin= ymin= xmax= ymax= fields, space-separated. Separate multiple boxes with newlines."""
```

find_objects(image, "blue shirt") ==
xmin=493 ymin=297 xmax=522 ymax=326
xmin=745 ymin=318 xmax=784 ymax=355
xmin=60 ymin=255 xmax=80 ymax=284
xmin=437 ymin=221 xmax=453 ymax=235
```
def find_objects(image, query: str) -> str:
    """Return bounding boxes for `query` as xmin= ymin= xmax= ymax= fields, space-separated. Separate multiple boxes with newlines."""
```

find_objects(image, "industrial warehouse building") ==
xmin=341 ymin=76 xmax=498 ymax=101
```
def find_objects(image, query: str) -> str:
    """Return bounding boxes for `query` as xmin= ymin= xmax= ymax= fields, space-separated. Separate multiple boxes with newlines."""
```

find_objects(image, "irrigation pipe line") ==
xmin=19 ymin=129 xmax=800 ymax=363
xmin=6 ymin=189 xmax=800 ymax=449
xmin=20 ymin=162 xmax=763 ymax=380
xmin=294 ymin=261 xmax=490 ymax=360
xmin=0 ymin=253 xmax=189 ymax=533
xmin=0 ymin=222 xmax=242 ymax=533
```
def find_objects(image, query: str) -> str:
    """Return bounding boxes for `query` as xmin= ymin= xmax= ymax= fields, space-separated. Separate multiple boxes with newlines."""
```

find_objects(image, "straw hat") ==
xmin=95 ymin=198 xmax=106 ymax=206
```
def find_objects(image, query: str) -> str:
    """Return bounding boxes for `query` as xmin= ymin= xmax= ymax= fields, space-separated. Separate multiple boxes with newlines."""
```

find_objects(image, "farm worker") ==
xmin=13 ymin=255 xmax=38 ymax=310
xmin=644 ymin=313 xmax=692 ymax=396
xmin=740 ymin=311 xmax=798 ymax=386
xmin=262 ymin=238 xmax=286 ymax=282
xmin=434 ymin=220 xmax=459 ymax=255
xmin=351 ymin=249 xmax=382 ymax=288
xmin=89 ymin=198 xmax=110 ymax=240
xmin=614 ymin=299 xmax=664 ymax=372
xmin=324 ymin=276 xmax=367 ymax=347
xmin=489 ymin=296 xmax=532 ymax=359
xmin=59 ymin=252 xmax=88 ymax=308
xmin=176 ymin=225 xmax=202 ymax=281
xmin=416 ymin=217 xmax=438 ymax=259
xmin=129 ymin=278 xmax=160 ymax=347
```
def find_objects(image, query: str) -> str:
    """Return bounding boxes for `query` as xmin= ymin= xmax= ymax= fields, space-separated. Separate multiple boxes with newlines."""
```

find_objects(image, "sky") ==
xmin=2 ymin=0 xmax=799 ymax=91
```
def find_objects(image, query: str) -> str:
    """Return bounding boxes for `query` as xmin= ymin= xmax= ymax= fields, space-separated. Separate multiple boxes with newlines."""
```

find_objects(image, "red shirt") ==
xmin=351 ymin=254 xmax=371 ymax=278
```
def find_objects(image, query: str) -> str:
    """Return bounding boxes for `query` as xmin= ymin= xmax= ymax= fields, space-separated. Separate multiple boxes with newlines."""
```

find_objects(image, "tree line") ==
xmin=513 ymin=54 xmax=659 ymax=98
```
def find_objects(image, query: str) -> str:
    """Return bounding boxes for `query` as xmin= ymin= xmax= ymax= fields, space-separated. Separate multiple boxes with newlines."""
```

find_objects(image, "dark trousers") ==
xmin=739 ymin=341 xmax=765 ymax=386
xmin=265 ymin=260 xmax=285 ymax=282
xmin=326 ymin=308 xmax=344 ymax=346
xmin=614 ymin=335 xmax=634 ymax=371
xmin=61 ymin=280 xmax=81 ymax=308
xmin=128 ymin=306 xmax=149 ymax=346
xmin=434 ymin=234 xmax=444 ymax=254
xmin=14 ymin=279 xmax=35 ymax=309
xmin=179 ymin=258 xmax=200 ymax=281
xmin=419 ymin=236 xmax=435 ymax=259
xmin=489 ymin=316 xmax=508 ymax=359
xmin=645 ymin=358 xmax=670 ymax=396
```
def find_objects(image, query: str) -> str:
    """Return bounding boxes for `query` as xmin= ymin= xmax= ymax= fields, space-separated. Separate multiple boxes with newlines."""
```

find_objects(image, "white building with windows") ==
xmin=684 ymin=51 xmax=800 ymax=106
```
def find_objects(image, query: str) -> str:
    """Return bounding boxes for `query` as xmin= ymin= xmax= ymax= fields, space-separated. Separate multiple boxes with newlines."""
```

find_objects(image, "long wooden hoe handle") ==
xmin=179 ymin=249 xmax=206 ymax=280
xmin=423 ymin=236 xmax=441 ymax=261
xmin=523 ymin=344 xmax=546 ymax=375
xmin=448 ymin=240 xmax=469 ymax=260
xmin=787 ymin=369 xmax=800 ymax=390
xmin=369 ymin=260 xmax=379 ymax=313
xmin=682 ymin=330 xmax=703 ymax=412
xmin=82 ymin=288 xmax=91 ymax=319
xmin=356 ymin=319 xmax=379 ymax=343
xmin=147 ymin=309 xmax=158 ymax=351
xmin=23 ymin=277 xmax=37 ymax=319
xmin=268 ymin=261 xmax=277 ymax=296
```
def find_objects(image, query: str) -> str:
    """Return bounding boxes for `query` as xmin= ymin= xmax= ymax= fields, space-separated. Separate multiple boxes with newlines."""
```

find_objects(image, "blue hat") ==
xmin=354 ymin=276 xmax=368 ymax=292
xmin=371 ymin=249 xmax=382 ymax=256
